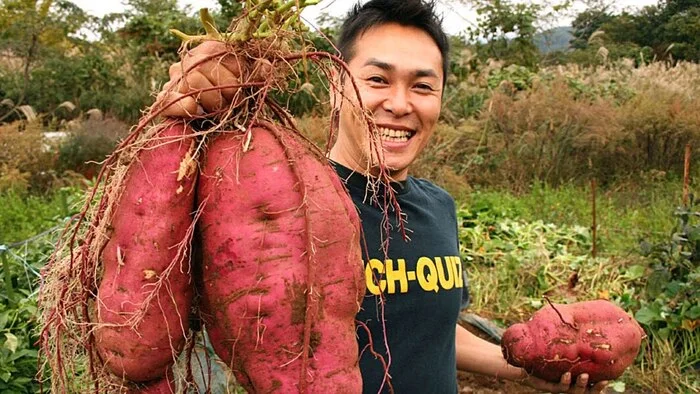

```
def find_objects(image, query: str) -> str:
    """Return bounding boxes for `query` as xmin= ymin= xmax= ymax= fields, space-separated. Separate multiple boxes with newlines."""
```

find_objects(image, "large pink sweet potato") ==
xmin=198 ymin=123 xmax=364 ymax=393
xmin=95 ymin=122 xmax=197 ymax=383
xmin=502 ymin=300 xmax=645 ymax=383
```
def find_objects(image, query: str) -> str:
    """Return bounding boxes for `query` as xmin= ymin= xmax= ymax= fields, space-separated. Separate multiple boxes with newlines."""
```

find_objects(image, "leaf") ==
xmin=9 ymin=349 xmax=37 ymax=362
xmin=10 ymin=377 xmax=32 ymax=385
xmin=687 ymin=227 xmax=700 ymax=242
xmin=624 ymin=265 xmax=645 ymax=280
xmin=687 ymin=305 xmax=700 ymax=320
xmin=635 ymin=305 xmax=662 ymax=325
xmin=56 ymin=101 xmax=77 ymax=112
xmin=0 ymin=312 xmax=8 ymax=329
xmin=611 ymin=381 xmax=626 ymax=392
xmin=647 ymin=269 xmax=670 ymax=298
xmin=681 ymin=320 xmax=699 ymax=330
xmin=3 ymin=333 xmax=18 ymax=353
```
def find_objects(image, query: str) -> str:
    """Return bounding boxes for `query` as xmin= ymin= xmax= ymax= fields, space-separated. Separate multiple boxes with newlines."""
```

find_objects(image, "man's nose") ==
xmin=382 ymin=87 xmax=412 ymax=116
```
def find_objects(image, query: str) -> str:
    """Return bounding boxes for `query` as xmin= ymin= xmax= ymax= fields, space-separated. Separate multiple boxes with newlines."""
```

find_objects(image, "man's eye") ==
xmin=368 ymin=76 xmax=386 ymax=84
xmin=415 ymin=83 xmax=434 ymax=91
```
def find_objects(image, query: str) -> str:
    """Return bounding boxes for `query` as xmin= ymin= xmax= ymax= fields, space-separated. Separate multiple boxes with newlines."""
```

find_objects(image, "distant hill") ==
xmin=535 ymin=26 xmax=574 ymax=53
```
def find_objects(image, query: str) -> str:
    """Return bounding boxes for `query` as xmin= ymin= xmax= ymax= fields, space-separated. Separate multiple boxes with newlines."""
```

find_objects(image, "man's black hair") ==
xmin=337 ymin=0 xmax=450 ymax=87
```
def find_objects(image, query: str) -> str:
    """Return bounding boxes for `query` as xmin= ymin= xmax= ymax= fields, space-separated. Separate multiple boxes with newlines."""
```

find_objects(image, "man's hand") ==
xmin=155 ymin=41 xmax=247 ymax=117
xmin=523 ymin=371 xmax=608 ymax=394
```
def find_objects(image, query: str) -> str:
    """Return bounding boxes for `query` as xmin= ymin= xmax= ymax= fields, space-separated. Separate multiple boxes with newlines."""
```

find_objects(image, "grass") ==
xmin=464 ymin=175 xmax=687 ymax=254
xmin=0 ymin=187 xmax=83 ymax=245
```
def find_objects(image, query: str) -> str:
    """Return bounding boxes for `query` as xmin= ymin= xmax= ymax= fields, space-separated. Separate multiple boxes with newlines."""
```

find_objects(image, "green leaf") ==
xmin=529 ymin=299 xmax=543 ymax=309
xmin=687 ymin=227 xmax=700 ymax=242
xmin=9 ymin=349 xmax=37 ymax=362
xmin=3 ymin=333 xmax=18 ymax=353
xmin=9 ymin=377 xmax=31 ymax=385
xmin=624 ymin=265 xmax=645 ymax=280
xmin=635 ymin=305 xmax=662 ymax=325
xmin=0 ymin=311 xmax=8 ymax=329
xmin=687 ymin=305 xmax=700 ymax=320
xmin=611 ymin=381 xmax=626 ymax=392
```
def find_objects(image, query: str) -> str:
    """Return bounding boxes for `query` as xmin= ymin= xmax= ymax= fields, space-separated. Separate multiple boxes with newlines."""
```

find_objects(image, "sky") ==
xmin=69 ymin=0 xmax=659 ymax=36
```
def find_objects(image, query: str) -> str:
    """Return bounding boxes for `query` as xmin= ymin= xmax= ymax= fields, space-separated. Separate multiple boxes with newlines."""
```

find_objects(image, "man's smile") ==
xmin=376 ymin=124 xmax=416 ymax=143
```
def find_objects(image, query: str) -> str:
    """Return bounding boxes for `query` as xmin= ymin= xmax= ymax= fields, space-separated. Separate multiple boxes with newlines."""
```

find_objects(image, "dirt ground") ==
xmin=458 ymin=370 xmax=539 ymax=393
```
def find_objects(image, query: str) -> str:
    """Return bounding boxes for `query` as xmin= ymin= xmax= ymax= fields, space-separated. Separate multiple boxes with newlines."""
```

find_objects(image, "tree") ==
xmin=569 ymin=8 xmax=614 ymax=49
xmin=596 ymin=0 xmax=700 ymax=62
xmin=0 ymin=0 xmax=90 ymax=120
xmin=461 ymin=0 xmax=572 ymax=68
xmin=216 ymin=0 xmax=243 ymax=28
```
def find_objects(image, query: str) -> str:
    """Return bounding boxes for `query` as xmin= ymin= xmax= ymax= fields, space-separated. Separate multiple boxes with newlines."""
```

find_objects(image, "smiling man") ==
xmin=324 ymin=2 xmax=606 ymax=393
xmin=329 ymin=20 xmax=443 ymax=180
xmin=159 ymin=0 xmax=609 ymax=392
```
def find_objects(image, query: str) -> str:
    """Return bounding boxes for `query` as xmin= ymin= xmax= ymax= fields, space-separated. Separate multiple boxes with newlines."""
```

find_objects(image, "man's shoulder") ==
xmin=407 ymin=176 xmax=455 ymax=203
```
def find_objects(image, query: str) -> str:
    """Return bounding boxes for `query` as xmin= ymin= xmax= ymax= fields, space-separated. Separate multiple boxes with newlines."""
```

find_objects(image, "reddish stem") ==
xmin=544 ymin=296 xmax=578 ymax=331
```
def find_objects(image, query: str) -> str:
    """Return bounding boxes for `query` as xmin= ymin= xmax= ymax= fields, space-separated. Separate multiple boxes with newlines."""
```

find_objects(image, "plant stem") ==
xmin=1 ymin=248 xmax=15 ymax=306
xmin=683 ymin=144 xmax=691 ymax=207
xmin=199 ymin=8 xmax=221 ymax=40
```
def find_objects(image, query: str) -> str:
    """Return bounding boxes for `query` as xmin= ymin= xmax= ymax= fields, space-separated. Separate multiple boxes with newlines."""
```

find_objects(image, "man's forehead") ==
xmin=350 ymin=23 xmax=442 ymax=73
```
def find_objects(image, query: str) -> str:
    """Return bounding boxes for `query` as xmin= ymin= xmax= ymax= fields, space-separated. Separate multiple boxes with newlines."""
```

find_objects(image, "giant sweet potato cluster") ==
xmin=37 ymin=4 xmax=390 ymax=393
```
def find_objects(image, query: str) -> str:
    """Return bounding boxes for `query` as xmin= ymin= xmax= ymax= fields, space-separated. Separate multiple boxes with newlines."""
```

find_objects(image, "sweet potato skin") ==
xmin=198 ymin=124 xmax=364 ymax=393
xmin=502 ymin=300 xmax=645 ymax=383
xmin=95 ymin=122 xmax=196 ymax=382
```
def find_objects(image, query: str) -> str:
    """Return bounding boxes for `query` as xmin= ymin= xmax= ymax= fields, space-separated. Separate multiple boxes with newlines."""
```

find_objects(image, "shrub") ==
xmin=56 ymin=118 xmax=128 ymax=178
xmin=0 ymin=121 xmax=57 ymax=193
xmin=453 ymin=61 xmax=700 ymax=189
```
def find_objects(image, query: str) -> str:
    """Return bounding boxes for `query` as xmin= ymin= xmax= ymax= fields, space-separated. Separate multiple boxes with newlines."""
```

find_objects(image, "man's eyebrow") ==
xmin=414 ymin=69 xmax=439 ymax=79
xmin=363 ymin=58 xmax=393 ymax=71
xmin=363 ymin=58 xmax=439 ymax=79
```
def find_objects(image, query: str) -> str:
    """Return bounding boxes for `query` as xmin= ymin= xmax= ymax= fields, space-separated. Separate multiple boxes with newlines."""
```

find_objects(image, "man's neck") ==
xmin=328 ymin=147 xmax=408 ymax=182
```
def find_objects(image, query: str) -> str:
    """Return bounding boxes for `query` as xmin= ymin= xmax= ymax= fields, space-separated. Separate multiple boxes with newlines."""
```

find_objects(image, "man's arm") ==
xmin=455 ymin=322 xmax=524 ymax=379
xmin=455 ymin=324 xmax=609 ymax=393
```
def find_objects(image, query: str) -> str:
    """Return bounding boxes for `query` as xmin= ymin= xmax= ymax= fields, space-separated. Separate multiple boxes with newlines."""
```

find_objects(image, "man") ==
xmin=159 ymin=1 xmax=609 ymax=392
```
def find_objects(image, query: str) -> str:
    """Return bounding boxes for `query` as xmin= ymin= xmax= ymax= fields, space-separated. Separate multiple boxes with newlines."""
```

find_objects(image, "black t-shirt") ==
xmin=333 ymin=163 xmax=465 ymax=394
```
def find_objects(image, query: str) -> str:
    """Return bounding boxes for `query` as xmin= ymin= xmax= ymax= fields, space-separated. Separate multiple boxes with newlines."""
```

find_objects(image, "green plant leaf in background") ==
xmin=635 ymin=304 xmax=663 ymax=326
xmin=623 ymin=265 xmax=646 ymax=280
xmin=3 ymin=333 xmax=17 ymax=353
xmin=610 ymin=381 xmax=626 ymax=393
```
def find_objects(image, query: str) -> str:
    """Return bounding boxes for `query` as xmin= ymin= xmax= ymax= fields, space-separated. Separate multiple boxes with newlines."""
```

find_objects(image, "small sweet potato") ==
xmin=95 ymin=122 xmax=197 ymax=382
xmin=197 ymin=123 xmax=364 ymax=393
xmin=501 ymin=299 xmax=645 ymax=383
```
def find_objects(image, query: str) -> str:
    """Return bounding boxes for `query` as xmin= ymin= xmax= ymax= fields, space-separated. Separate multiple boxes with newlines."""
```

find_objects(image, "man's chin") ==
xmin=379 ymin=161 xmax=409 ymax=181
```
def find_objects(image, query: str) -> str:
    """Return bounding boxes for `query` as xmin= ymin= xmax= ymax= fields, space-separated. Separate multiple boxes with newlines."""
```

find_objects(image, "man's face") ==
xmin=331 ymin=22 xmax=443 ymax=181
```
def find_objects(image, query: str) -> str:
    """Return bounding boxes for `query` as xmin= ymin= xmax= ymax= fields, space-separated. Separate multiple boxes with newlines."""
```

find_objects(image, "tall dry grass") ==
xmin=411 ymin=61 xmax=700 ymax=192
xmin=0 ymin=121 xmax=57 ymax=192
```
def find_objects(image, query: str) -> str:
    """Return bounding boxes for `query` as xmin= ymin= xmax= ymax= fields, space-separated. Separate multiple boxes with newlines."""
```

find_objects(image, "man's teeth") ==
xmin=378 ymin=127 xmax=411 ymax=142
